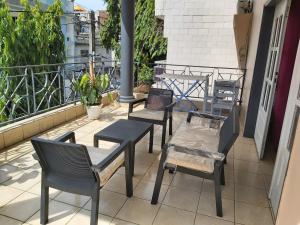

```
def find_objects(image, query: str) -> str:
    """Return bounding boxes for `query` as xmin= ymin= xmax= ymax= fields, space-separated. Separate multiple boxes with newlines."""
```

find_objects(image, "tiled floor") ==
xmin=0 ymin=105 xmax=275 ymax=225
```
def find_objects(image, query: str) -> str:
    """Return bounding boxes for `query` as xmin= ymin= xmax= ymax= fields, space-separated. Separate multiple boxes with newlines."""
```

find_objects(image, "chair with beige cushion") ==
xmin=31 ymin=132 xmax=132 ymax=225
xmin=128 ymin=88 xmax=175 ymax=148
xmin=151 ymin=106 xmax=239 ymax=217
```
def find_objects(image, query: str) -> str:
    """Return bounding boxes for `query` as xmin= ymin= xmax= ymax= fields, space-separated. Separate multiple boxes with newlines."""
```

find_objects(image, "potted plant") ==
xmin=74 ymin=73 xmax=111 ymax=120
xmin=134 ymin=64 xmax=154 ymax=94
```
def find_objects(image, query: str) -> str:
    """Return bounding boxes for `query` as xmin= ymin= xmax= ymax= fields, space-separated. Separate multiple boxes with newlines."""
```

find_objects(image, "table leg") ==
xmin=94 ymin=137 xmax=99 ymax=147
xmin=124 ymin=145 xmax=133 ymax=197
xmin=130 ymin=142 xmax=135 ymax=176
xmin=149 ymin=126 xmax=154 ymax=153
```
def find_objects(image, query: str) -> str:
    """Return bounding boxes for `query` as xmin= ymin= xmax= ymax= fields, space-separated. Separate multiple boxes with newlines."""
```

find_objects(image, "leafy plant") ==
xmin=74 ymin=73 xmax=111 ymax=106
xmin=137 ymin=64 xmax=154 ymax=84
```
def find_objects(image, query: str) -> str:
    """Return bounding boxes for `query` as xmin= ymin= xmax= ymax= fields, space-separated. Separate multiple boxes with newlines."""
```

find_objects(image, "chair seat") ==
xmin=167 ymin=117 xmax=220 ymax=173
xmin=87 ymin=146 xmax=124 ymax=186
xmin=129 ymin=108 xmax=165 ymax=121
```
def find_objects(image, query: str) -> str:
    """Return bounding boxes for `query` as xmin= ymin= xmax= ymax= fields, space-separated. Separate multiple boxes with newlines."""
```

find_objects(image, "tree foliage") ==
xmin=100 ymin=0 xmax=167 ymax=65
xmin=0 ymin=0 xmax=65 ymax=67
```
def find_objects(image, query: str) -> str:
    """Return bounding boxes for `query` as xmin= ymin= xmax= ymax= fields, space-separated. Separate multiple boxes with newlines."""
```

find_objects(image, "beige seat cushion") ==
xmin=129 ymin=108 xmax=165 ymax=121
xmin=87 ymin=146 xmax=124 ymax=187
xmin=167 ymin=117 xmax=220 ymax=173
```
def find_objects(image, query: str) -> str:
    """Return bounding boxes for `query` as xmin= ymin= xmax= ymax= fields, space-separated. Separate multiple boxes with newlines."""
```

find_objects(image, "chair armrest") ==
xmin=54 ymin=131 xmax=76 ymax=143
xmin=187 ymin=111 xmax=225 ymax=123
xmin=171 ymin=145 xmax=225 ymax=162
xmin=129 ymin=98 xmax=147 ymax=113
xmin=91 ymin=141 xmax=129 ymax=173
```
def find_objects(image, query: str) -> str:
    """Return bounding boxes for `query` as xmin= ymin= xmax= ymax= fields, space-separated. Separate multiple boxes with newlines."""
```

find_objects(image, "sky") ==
xmin=74 ymin=0 xmax=107 ymax=10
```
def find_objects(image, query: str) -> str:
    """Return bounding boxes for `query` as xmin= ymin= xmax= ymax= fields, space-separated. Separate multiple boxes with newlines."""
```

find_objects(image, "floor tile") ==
xmin=67 ymin=209 xmax=112 ymax=225
xmin=83 ymin=190 xmax=127 ymax=217
xmin=197 ymin=195 xmax=234 ymax=222
xmin=54 ymin=192 xmax=90 ymax=208
xmin=235 ymin=202 xmax=274 ymax=225
xmin=142 ymin=166 xmax=174 ymax=185
xmin=234 ymin=150 xmax=259 ymax=162
xmin=234 ymin=160 xmax=261 ymax=174
xmin=27 ymin=183 xmax=61 ymax=199
xmin=0 ymin=215 xmax=23 ymax=225
xmin=234 ymin=171 xmax=265 ymax=189
xmin=0 ymin=192 xmax=40 ymax=222
xmin=0 ymin=164 xmax=22 ymax=184
xmin=163 ymin=186 xmax=200 ymax=212
xmin=195 ymin=214 xmax=234 ymax=225
xmin=26 ymin=200 xmax=80 ymax=225
xmin=235 ymin=185 xmax=269 ymax=207
xmin=170 ymin=172 xmax=203 ymax=192
xmin=116 ymin=197 xmax=160 ymax=225
xmin=8 ymin=154 xmax=40 ymax=170
xmin=201 ymin=180 xmax=234 ymax=200
xmin=133 ymin=180 xmax=168 ymax=203
xmin=153 ymin=205 xmax=195 ymax=225
xmin=110 ymin=218 xmax=138 ymax=225
xmin=103 ymin=174 xmax=140 ymax=195
xmin=0 ymin=185 xmax=24 ymax=207
xmin=4 ymin=169 xmax=41 ymax=191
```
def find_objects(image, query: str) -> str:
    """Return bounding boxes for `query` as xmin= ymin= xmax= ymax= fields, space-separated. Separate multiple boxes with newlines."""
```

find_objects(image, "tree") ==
xmin=100 ymin=0 xmax=167 ymax=65
xmin=0 ymin=0 xmax=66 ymax=123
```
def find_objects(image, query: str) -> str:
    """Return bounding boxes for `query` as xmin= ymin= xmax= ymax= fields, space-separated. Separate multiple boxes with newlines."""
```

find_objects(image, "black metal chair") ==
xmin=151 ymin=106 xmax=239 ymax=217
xmin=31 ymin=132 xmax=132 ymax=225
xmin=128 ymin=88 xmax=175 ymax=148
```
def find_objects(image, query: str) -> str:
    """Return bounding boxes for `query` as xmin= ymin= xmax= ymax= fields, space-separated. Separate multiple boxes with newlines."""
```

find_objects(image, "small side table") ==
xmin=94 ymin=119 xmax=154 ymax=175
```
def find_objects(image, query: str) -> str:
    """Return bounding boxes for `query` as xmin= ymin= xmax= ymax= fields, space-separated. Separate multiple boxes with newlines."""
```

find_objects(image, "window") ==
xmin=80 ymin=50 xmax=89 ymax=57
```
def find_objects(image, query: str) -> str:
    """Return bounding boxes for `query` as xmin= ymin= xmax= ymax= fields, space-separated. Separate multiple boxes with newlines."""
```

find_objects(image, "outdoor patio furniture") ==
xmin=128 ymin=88 xmax=176 ymax=148
xmin=151 ymin=105 xmax=239 ymax=217
xmin=31 ymin=132 xmax=132 ymax=225
xmin=94 ymin=119 xmax=154 ymax=175
xmin=155 ymin=73 xmax=209 ymax=111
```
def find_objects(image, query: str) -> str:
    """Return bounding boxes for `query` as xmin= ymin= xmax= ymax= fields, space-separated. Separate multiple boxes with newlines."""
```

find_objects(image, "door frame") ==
xmin=269 ymin=39 xmax=300 ymax=218
xmin=254 ymin=0 xmax=291 ymax=159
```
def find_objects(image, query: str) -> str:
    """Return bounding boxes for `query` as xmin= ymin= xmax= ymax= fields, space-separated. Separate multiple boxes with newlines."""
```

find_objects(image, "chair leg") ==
xmin=169 ymin=116 xmax=173 ymax=135
xmin=149 ymin=126 xmax=154 ymax=153
xmin=130 ymin=143 xmax=135 ymax=176
xmin=90 ymin=190 xmax=100 ymax=225
xmin=161 ymin=123 xmax=167 ymax=149
xmin=221 ymin=166 xmax=225 ymax=185
xmin=151 ymin=165 xmax=165 ymax=204
xmin=151 ymin=145 xmax=168 ymax=204
xmin=214 ymin=170 xmax=223 ymax=217
xmin=40 ymin=183 xmax=49 ymax=225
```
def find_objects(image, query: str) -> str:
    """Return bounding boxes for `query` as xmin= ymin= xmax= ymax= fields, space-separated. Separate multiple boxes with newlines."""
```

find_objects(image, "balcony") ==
xmin=0 ymin=100 xmax=275 ymax=225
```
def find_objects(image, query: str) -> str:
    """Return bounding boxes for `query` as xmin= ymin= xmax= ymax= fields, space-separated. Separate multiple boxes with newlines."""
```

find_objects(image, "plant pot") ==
xmin=86 ymin=105 xmax=102 ymax=120
xmin=134 ymin=83 xmax=152 ymax=94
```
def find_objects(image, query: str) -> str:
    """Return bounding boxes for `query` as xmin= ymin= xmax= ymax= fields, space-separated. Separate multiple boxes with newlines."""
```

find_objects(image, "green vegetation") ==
xmin=100 ymin=0 xmax=167 ymax=83
xmin=0 ymin=0 xmax=65 ymax=123
xmin=74 ymin=73 xmax=111 ymax=106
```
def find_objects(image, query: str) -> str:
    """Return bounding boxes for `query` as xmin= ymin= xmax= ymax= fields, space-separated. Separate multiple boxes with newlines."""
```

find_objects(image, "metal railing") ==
xmin=0 ymin=61 xmax=119 ymax=127
xmin=152 ymin=63 xmax=246 ymax=105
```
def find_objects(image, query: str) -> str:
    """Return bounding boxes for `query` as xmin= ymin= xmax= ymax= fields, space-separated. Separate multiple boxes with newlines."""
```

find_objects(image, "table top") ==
xmin=94 ymin=119 xmax=153 ymax=143
xmin=156 ymin=73 xmax=208 ymax=81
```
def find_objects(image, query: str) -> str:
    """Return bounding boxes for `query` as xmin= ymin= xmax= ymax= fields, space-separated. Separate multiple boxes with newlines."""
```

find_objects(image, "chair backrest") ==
xmin=217 ymin=105 xmax=240 ymax=156
xmin=146 ymin=88 xmax=173 ymax=110
xmin=31 ymin=138 xmax=97 ymax=182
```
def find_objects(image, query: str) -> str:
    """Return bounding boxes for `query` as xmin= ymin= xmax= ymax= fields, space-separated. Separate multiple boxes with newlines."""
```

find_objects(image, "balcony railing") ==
xmin=152 ymin=63 xmax=246 ymax=105
xmin=0 ymin=61 xmax=119 ymax=127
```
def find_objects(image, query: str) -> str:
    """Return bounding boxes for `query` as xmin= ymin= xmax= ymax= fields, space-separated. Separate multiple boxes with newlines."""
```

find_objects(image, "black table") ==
xmin=94 ymin=119 xmax=154 ymax=175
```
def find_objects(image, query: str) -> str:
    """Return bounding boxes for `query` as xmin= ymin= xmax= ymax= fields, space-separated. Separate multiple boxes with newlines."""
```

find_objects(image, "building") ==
xmin=7 ymin=0 xmax=76 ymax=64
xmin=73 ymin=4 xmax=112 ymax=66
xmin=156 ymin=0 xmax=300 ymax=223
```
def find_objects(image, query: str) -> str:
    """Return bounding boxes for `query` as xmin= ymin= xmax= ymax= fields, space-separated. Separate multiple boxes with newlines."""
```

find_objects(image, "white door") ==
xmin=269 ymin=40 xmax=300 ymax=217
xmin=254 ymin=0 xmax=289 ymax=159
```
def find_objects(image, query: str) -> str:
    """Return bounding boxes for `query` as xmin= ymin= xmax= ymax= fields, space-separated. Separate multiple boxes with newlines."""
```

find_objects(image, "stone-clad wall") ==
xmin=156 ymin=0 xmax=239 ymax=68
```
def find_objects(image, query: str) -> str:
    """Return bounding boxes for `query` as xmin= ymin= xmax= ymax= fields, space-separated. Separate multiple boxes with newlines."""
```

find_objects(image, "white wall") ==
xmin=156 ymin=0 xmax=239 ymax=68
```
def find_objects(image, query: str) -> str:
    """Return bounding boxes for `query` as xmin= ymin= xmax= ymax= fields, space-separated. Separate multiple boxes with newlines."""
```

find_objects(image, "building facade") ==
xmin=73 ymin=5 xmax=112 ymax=66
